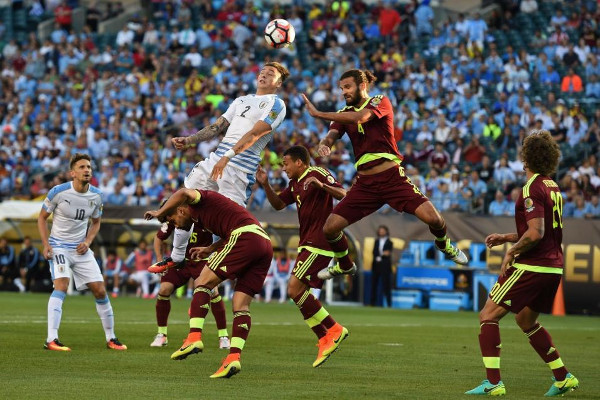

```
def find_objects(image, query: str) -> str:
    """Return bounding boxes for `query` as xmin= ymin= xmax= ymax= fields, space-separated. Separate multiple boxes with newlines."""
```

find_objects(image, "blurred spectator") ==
xmin=0 ymin=238 xmax=17 ymax=290
xmin=54 ymin=1 xmax=73 ymax=31
xmin=488 ymin=190 xmax=512 ymax=216
xmin=103 ymin=249 xmax=127 ymax=297
xmin=18 ymin=236 xmax=40 ymax=292
xmin=561 ymin=68 xmax=584 ymax=93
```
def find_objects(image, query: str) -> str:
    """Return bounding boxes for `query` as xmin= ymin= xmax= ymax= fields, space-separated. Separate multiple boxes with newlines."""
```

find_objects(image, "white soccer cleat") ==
xmin=317 ymin=263 xmax=357 ymax=280
xmin=438 ymin=238 xmax=469 ymax=265
xmin=219 ymin=336 xmax=231 ymax=349
xmin=150 ymin=333 xmax=168 ymax=347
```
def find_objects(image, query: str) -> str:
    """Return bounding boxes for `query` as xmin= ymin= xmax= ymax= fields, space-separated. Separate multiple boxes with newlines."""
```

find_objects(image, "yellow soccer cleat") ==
xmin=171 ymin=332 xmax=203 ymax=360
xmin=210 ymin=353 xmax=241 ymax=378
xmin=312 ymin=335 xmax=331 ymax=368
xmin=44 ymin=339 xmax=71 ymax=352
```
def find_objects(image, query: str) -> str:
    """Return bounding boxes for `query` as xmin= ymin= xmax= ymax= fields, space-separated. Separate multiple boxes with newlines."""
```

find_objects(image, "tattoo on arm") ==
xmin=188 ymin=117 xmax=230 ymax=144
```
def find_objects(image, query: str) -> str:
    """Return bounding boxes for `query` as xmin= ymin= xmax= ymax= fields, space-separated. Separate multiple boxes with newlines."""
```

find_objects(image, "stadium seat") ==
xmin=468 ymin=243 xmax=487 ymax=269
xmin=408 ymin=240 xmax=437 ymax=266
xmin=429 ymin=291 xmax=471 ymax=311
xmin=391 ymin=289 xmax=424 ymax=309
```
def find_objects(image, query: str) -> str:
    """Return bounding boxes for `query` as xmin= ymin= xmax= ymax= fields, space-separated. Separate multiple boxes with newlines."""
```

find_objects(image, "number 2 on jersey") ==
xmin=240 ymin=106 xmax=251 ymax=117
xmin=550 ymin=191 xmax=563 ymax=228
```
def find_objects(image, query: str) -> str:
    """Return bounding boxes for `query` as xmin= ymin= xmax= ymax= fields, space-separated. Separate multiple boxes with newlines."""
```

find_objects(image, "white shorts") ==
xmin=129 ymin=270 xmax=159 ymax=284
xmin=49 ymin=248 xmax=103 ymax=291
xmin=183 ymin=152 xmax=255 ymax=206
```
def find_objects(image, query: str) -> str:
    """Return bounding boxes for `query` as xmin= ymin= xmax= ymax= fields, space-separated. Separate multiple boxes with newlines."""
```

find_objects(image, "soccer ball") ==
xmin=264 ymin=19 xmax=295 ymax=49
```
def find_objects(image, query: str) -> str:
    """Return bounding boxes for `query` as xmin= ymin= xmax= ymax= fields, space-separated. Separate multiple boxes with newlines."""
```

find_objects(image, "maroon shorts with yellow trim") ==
xmin=160 ymin=260 xmax=204 ymax=288
xmin=207 ymin=232 xmax=273 ymax=297
xmin=292 ymin=249 xmax=331 ymax=289
xmin=332 ymin=165 xmax=429 ymax=225
xmin=489 ymin=267 xmax=562 ymax=314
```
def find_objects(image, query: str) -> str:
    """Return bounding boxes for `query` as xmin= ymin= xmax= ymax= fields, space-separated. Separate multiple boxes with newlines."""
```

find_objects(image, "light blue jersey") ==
xmin=42 ymin=182 xmax=103 ymax=249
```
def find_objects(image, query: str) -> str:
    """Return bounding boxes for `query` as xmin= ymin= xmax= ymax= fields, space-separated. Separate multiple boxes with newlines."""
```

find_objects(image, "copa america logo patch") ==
xmin=370 ymin=97 xmax=381 ymax=106
xmin=327 ymin=175 xmax=335 ymax=184
xmin=524 ymin=197 xmax=534 ymax=212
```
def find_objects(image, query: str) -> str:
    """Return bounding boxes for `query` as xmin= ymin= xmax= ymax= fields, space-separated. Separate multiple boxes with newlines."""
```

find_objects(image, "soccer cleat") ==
xmin=107 ymin=338 xmax=127 ymax=350
xmin=324 ymin=323 xmax=349 ymax=356
xmin=312 ymin=335 xmax=332 ymax=368
xmin=111 ymin=292 xmax=118 ymax=298
xmin=150 ymin=333 xmax=168 ymax=347
xmin=317 ymin=263 xmax=357 ymax=280
xmin=148 ymin=257 xmax=184 ymax=274
xmin=438 ymin=238 xmax=469 ymax=265
xmin=210 ymin=353 xmax=241 ymax=378
xmin=465 ymin=380 xmax=506 ymax=396
xmin=44 ymin=339 xmax=71 ymax=352
xmin=219 ymin=336 xmax=231 ymax=349
xmin=544 ymin=373 xmax=579 ymax=397
xmin=171 ymin=332 xmax=203 ymax=360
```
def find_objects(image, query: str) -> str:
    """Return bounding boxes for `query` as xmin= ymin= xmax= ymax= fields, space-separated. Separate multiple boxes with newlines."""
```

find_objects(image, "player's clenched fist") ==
xmin=171 ymin=136 xmax=189 ymax=150
xmin=317 ymin=144 xmax=331 ymax=157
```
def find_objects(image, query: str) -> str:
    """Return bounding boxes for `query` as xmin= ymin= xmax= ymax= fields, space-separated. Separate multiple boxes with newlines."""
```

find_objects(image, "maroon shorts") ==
xmin=489 ymin=267 xmax=562 ymax=314
xmin=160 ymin=260 xmax=204 ymax=288
xmin=332 ymin=165 xmax=429 ymax=225
xmin=207 ymin=231 xmax=273 ymax=297
xmin=292 ymin=249 xmax=332 ymax=289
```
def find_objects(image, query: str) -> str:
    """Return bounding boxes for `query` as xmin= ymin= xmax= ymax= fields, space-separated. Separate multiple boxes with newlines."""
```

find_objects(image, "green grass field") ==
xmin=1 ymin=292 xmax=598 ymax=400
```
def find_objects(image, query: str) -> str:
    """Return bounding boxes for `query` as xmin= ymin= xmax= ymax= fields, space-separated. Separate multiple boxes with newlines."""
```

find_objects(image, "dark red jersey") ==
xmin=514 ymin=174 xmax=563 ymax=269
xmin=188 ymin=190 xmax=259 ymax=238
xmin=329 ymin=95 xmax=402 ymax=171
xmin=278 ymin=167 xmax=342 ymax=251
xmin=156 ymin=220 xmax=213 ymax=259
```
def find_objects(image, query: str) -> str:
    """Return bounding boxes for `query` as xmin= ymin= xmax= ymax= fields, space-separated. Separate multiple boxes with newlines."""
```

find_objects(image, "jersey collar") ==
xmin=351 ymin=97 xmax=372 ymax=111
xmin=297 ymin=167 xmax=312 ymax=182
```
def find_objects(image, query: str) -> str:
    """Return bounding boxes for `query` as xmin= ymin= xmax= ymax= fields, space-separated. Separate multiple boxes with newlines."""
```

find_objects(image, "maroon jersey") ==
xmin=188 ymin=190 xmax=259 ymax=238
xmin=330 ymin=95 xmax=402 ymax=171
xmin=278 ymin=167 xmax=342 ymax=250
xmin=156 ymin=221 xmax=213 ymax=259
xmin=514 ymin=174 xmax=563 ymax=269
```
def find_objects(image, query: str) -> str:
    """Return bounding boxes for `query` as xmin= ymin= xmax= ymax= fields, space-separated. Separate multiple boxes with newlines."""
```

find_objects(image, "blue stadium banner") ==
xmin=396 ymin=267 xmax=454 ymax=291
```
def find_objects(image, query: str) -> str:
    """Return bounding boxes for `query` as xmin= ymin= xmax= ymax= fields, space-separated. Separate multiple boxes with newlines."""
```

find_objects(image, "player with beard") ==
xmin=301 ymin=69 xmax=468 ymax=281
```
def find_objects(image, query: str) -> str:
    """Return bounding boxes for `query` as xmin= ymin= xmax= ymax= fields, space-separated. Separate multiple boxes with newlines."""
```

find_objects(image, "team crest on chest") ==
xmin=89 ymin=200 xmax=96 ymax=208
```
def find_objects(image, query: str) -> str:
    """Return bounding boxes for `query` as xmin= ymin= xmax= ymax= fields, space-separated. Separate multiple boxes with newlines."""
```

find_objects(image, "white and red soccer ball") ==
xmin=264 ymin=19 xmax=295 ymax=49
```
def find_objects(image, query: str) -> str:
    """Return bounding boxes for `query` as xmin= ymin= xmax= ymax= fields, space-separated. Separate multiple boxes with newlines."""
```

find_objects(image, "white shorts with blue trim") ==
xmin=49 ymin=248 xmax=103 ymax=291
xmin=183 ymin=152 xmax=255 ymax=206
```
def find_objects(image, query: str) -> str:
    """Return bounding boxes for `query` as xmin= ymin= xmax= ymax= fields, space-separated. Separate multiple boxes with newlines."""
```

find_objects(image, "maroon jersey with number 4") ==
xmin=514 ymin=174 xmax=563 ymax=269
xmin=278 ymin=167 xmax=343 ymax=250
xmin=156 ymin=221 xmax=213 ymax=259
xmin=188 ymin=190 xmax=259 ymax=238
xmin=329 ymin=95 xmax=402 ymax=171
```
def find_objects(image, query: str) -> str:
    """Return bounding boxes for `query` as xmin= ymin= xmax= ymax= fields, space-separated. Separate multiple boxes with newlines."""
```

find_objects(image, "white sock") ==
xmin=172 ymin=226 xmax=192 ymax=262
xmin=47 ymin=290 xmax=65 ymax=342
xmin=95 ymin=295 xmax=115 ymax=341
xmin=15 ymin=278 xmax=25 ymax=292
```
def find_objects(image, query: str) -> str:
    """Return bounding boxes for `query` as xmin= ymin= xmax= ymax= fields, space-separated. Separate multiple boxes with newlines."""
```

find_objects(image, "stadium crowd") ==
xmin=0 ymin=0 xmax=599 ymax=218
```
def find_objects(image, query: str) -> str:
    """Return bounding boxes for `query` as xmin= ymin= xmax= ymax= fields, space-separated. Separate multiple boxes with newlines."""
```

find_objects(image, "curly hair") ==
xmin=521 ymin=130 xmax=560 ymax=177
xmin=340 ymin=69 xmax=377 ymax=87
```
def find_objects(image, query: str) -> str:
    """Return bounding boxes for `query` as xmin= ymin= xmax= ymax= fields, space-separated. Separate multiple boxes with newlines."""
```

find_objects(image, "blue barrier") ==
xmin=429 ymin=291 xmax=471 ymax=311
xmin=391 ymin=289 xmax=425 ymax=309
xmin=396 ymin=267 xmax=454 ymax=291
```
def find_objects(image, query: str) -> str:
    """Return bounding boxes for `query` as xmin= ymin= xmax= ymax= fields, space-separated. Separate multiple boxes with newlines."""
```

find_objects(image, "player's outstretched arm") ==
xmin=256 ymin=166 xmax=287 ymax=210
xmin=77 ymin=217 xmax=100 ymax=255
xmin=144 ymin=189 xmax=200 ymax=221
xmin=210 ymin=120 xmax=272 ymax=181
xmin=484 ymin=233 xmax=518 ymax=248
xmin=37 ymin=208 xmax=53 ymax=259
xmin=317 ymin=130 xmax=341 ymax=157
xmin=301 ymin=93 xmax=375 ymax=124
xmin=172 ymin=116 xmax=231 ymax=149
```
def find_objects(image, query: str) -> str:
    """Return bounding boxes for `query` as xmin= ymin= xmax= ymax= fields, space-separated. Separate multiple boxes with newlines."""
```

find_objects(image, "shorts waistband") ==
xmin=231 ymin=224 xmax=270 ymax=240
xmin=513 ymin=263 xmax=563 ymax=275
xmin=298 ymin=246 xmax=335 ymax=258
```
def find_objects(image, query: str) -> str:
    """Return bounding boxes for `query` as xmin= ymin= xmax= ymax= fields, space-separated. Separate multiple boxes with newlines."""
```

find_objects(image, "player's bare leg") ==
xmin=318 ymin=214 xmax=357 ymax=279
xmin=88 ymin=280 xmax=126 ymax=350
xmin=413 ymin=201 xmax=468 ymax=265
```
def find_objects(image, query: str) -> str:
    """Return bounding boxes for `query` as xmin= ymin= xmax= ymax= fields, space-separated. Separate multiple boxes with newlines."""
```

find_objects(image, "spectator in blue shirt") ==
xmin=572 ymin=196 xmax=590 ymax=218
xmin=106 ymin=183 xmax=128 ymax=205
xmin=585 ymin=74 xmax=600 ymax=97
xmin=585 ymin=195 xmax=600 ymax=218
xmin=540 ymin=64 xmax=561 ymax=85
xmin=488 ymin=190 xmax=512 ymax=216
xmin=415 ymin=0 xmax=434 ymax=36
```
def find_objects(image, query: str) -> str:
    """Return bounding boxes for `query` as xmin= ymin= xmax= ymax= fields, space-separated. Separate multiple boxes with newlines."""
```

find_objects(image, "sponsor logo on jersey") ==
xmin=259 ymin=101 xmax=268 ymax=109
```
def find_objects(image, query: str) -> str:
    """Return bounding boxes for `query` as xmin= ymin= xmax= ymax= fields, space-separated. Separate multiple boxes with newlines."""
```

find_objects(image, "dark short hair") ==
xmin=70 ymin=153 xmax=92 ymax=170
xmin=340 ymin=69 xmax=377 ymax=87
xmin=378 ymin=225 xmax=389 ymax=235
xmin=521 ymin=130 xmax=560 ymax=177
xmin=264 ymin=62 xmax=290 ymax=83
xmin=283 ymin=145 xmax=310 ymax=165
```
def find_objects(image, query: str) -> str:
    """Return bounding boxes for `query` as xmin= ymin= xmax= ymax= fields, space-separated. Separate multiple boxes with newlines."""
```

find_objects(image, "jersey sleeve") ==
xmin=42 ymin=186 xmax=60 ymax=213
xmin=365 ymin=95 xmax=392 ymax=119
xmin=523 ymin=181 xmax=546 ymax=221
xmin=277 ymin=184 xmax=295 ymax=206
xmin=317 ymin=169 xmax=343 ymax=189
xmin=329 ymin=120 xmax=345 ymax=136
xmin=156 ymin=222 xmax=175 ymax=241
xmin=261 ymin=97 xmax=286 ymax=130
xmin=92 ymin=194 xmax=103 ymax=218
xmin=221 ymin=98 xmax=239 ymax=123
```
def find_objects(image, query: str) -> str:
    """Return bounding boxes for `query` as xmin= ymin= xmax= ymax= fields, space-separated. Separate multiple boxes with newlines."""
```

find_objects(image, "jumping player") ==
xmin=301 ymin=69 xmax=467 ymax=281
xmin=148 ymin=217 xmax=229 ymax=349
xmin=144 ymin=188 xmax=273 ymax=378
xmin=466 ymin=130 xmax=579 ymax=397
xmin=257 ymin=145 xmax=348 ymax=368
xmin=38 ymin=153 xmax=126 ymax=351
